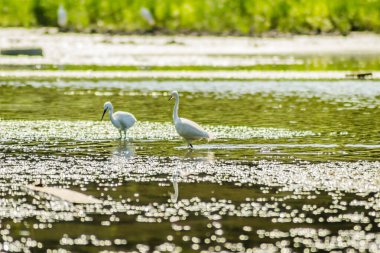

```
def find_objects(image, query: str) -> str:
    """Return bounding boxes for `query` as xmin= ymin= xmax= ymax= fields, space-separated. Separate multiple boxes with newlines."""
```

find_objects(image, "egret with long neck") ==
xmin=169 ymin=91 xmax=212 ymax=148
xmin=101 ymin=101 xmax=137 ymax=139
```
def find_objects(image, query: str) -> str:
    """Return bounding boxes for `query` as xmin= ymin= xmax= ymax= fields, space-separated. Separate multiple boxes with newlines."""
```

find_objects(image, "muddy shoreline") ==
xmin=1 ymin=28 xmax=380 ymax=67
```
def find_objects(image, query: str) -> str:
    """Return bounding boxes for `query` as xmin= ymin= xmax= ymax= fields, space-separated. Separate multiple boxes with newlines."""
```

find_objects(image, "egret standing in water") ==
xmin=57 ymin=5 xmax=67 ymax=30
xmin=101 ymin=101 xmax=137 ymax=139
xmin=169 ymin=91 xmax=212 ymax=148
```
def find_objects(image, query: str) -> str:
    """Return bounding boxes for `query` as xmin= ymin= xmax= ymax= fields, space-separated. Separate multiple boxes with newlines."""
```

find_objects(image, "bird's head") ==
xmin=101 ymin=101 xmax=113 ymax=120
xmin=168 ymin=90 xmax=179 ymax=101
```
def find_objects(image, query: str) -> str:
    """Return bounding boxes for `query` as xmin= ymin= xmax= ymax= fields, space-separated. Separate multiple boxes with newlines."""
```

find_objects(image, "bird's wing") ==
xmin=114 ymin=111 xmax=137 ymax=129
xmin=176 ymin=118 xmax=211 ymax=140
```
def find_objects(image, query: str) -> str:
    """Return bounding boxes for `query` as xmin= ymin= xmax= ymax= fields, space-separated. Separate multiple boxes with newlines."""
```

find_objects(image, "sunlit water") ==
xmin=0 ymin=80 xmax=380 ymax=252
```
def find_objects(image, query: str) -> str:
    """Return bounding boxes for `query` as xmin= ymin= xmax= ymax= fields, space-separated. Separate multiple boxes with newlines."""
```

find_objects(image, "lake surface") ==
xmin=0 ymin=79 xmax=380 ymax=252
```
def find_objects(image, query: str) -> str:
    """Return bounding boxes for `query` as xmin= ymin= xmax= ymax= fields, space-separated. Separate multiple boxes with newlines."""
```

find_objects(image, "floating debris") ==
xmin=0 ymin=48 xmax=43 ymax=56
xmin=25 ymin=185 xmax=102 ymax=204
xmin=346 ymin=72 xmax=373 ymax=80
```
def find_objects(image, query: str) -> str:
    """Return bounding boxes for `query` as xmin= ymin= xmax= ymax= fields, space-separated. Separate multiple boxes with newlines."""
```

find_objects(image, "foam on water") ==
xmin=0 ymin=120 xmax=315 ymax=142
xmin=184 ymin=143 xmax=339 ymax=150
xmin=2 ymin=154 xmax=379 ymax=193
xmin=13 ymin=79 xmax=380 ymax=98
xmin=1 ymin=153 xmax=380 ymax=251
xmin=0 ymin=79 xmax=379 ymax=97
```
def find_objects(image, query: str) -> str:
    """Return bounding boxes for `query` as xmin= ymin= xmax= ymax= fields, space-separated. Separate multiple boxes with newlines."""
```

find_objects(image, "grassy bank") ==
xmin=1 ymin=0 xmax=380 ymax=35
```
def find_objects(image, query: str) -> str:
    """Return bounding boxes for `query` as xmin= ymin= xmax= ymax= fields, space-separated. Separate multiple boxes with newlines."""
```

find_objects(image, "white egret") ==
xmin=57 ymin=5 xmax=67 ymax=28
xmin=101 ymin=101 xmax=137 ymax=139
xmin=140 ymin=7 xmax=155 ymax=26
xmin=169 ymin=91 xmax=212 ymax=148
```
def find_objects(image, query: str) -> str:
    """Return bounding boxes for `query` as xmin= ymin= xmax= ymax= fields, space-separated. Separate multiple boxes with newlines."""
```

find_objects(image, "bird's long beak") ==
xmin=101 ymin=109 xmax=107 ymax=121
xmin=168 ymin=95 xmax=173 ymax=101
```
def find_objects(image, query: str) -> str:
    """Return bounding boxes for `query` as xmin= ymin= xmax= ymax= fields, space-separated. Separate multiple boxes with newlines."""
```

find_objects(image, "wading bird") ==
xmin=101 ymin=101 xmax=136 ymax=139
xmin=57 ymin=5 xmax=67 ymax=29
xmin=169 ymin=91 xmax=212 ymax=148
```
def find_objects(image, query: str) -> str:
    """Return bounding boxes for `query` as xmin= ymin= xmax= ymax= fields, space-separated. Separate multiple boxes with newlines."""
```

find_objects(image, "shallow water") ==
xmin=2 ymin=54 xmax=380 ymax=71
xmin=0 ymin=80 xmax=380 ymax=252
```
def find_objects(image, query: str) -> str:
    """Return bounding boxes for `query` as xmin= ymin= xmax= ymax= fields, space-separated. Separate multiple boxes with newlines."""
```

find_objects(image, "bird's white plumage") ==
xmin=57 ymin=5 xmax=67 ymax=28
xmin=170 ymin=91 xmax=212 ymax=147
xmin=102 ymin=101 xmax=136 ymax=139
xmin=175 ymin=118 xmax=211 ymax=140
xmin=112 ymin=111 xmax=136 ymax=130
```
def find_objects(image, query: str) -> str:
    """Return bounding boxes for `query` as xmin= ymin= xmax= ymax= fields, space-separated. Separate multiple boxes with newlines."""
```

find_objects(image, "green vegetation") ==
xmin=0 ymin=0 xmax=380 ymax=35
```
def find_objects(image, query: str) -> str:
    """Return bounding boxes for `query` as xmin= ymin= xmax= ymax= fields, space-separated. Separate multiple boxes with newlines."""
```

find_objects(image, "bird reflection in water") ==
xmin=112 ymin=140 xmax=135 ymax=159
xmin=170 ymin=169 xmax=180 ymax=203
xmin=184 ymin=149 xmax=215 ymax=164
xmin=169 ymin=150 xmax=215 ymax=203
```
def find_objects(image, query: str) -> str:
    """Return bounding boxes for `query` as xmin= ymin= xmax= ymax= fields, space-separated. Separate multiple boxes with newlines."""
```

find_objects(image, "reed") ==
xmin=1 ymin=0 xmax=380 ymax=35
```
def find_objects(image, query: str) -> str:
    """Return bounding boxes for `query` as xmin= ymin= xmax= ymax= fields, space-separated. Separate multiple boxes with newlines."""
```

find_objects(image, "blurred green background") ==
xmin=1 ymin=0 xmax=380 ymax=35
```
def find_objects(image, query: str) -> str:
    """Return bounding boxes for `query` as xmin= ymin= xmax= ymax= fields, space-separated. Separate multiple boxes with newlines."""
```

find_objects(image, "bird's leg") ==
xmin=119 ymin=130 xmax=123 ymax=139
xmin=123 ymin=130 xmax=127 ymax=140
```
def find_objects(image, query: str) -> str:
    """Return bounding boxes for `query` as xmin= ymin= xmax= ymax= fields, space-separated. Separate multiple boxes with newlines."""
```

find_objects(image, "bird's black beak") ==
xmin=101 ymin=109 xmax=107 ymax=121
xmin=168 ymin=96 xmax=173 ymax=101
